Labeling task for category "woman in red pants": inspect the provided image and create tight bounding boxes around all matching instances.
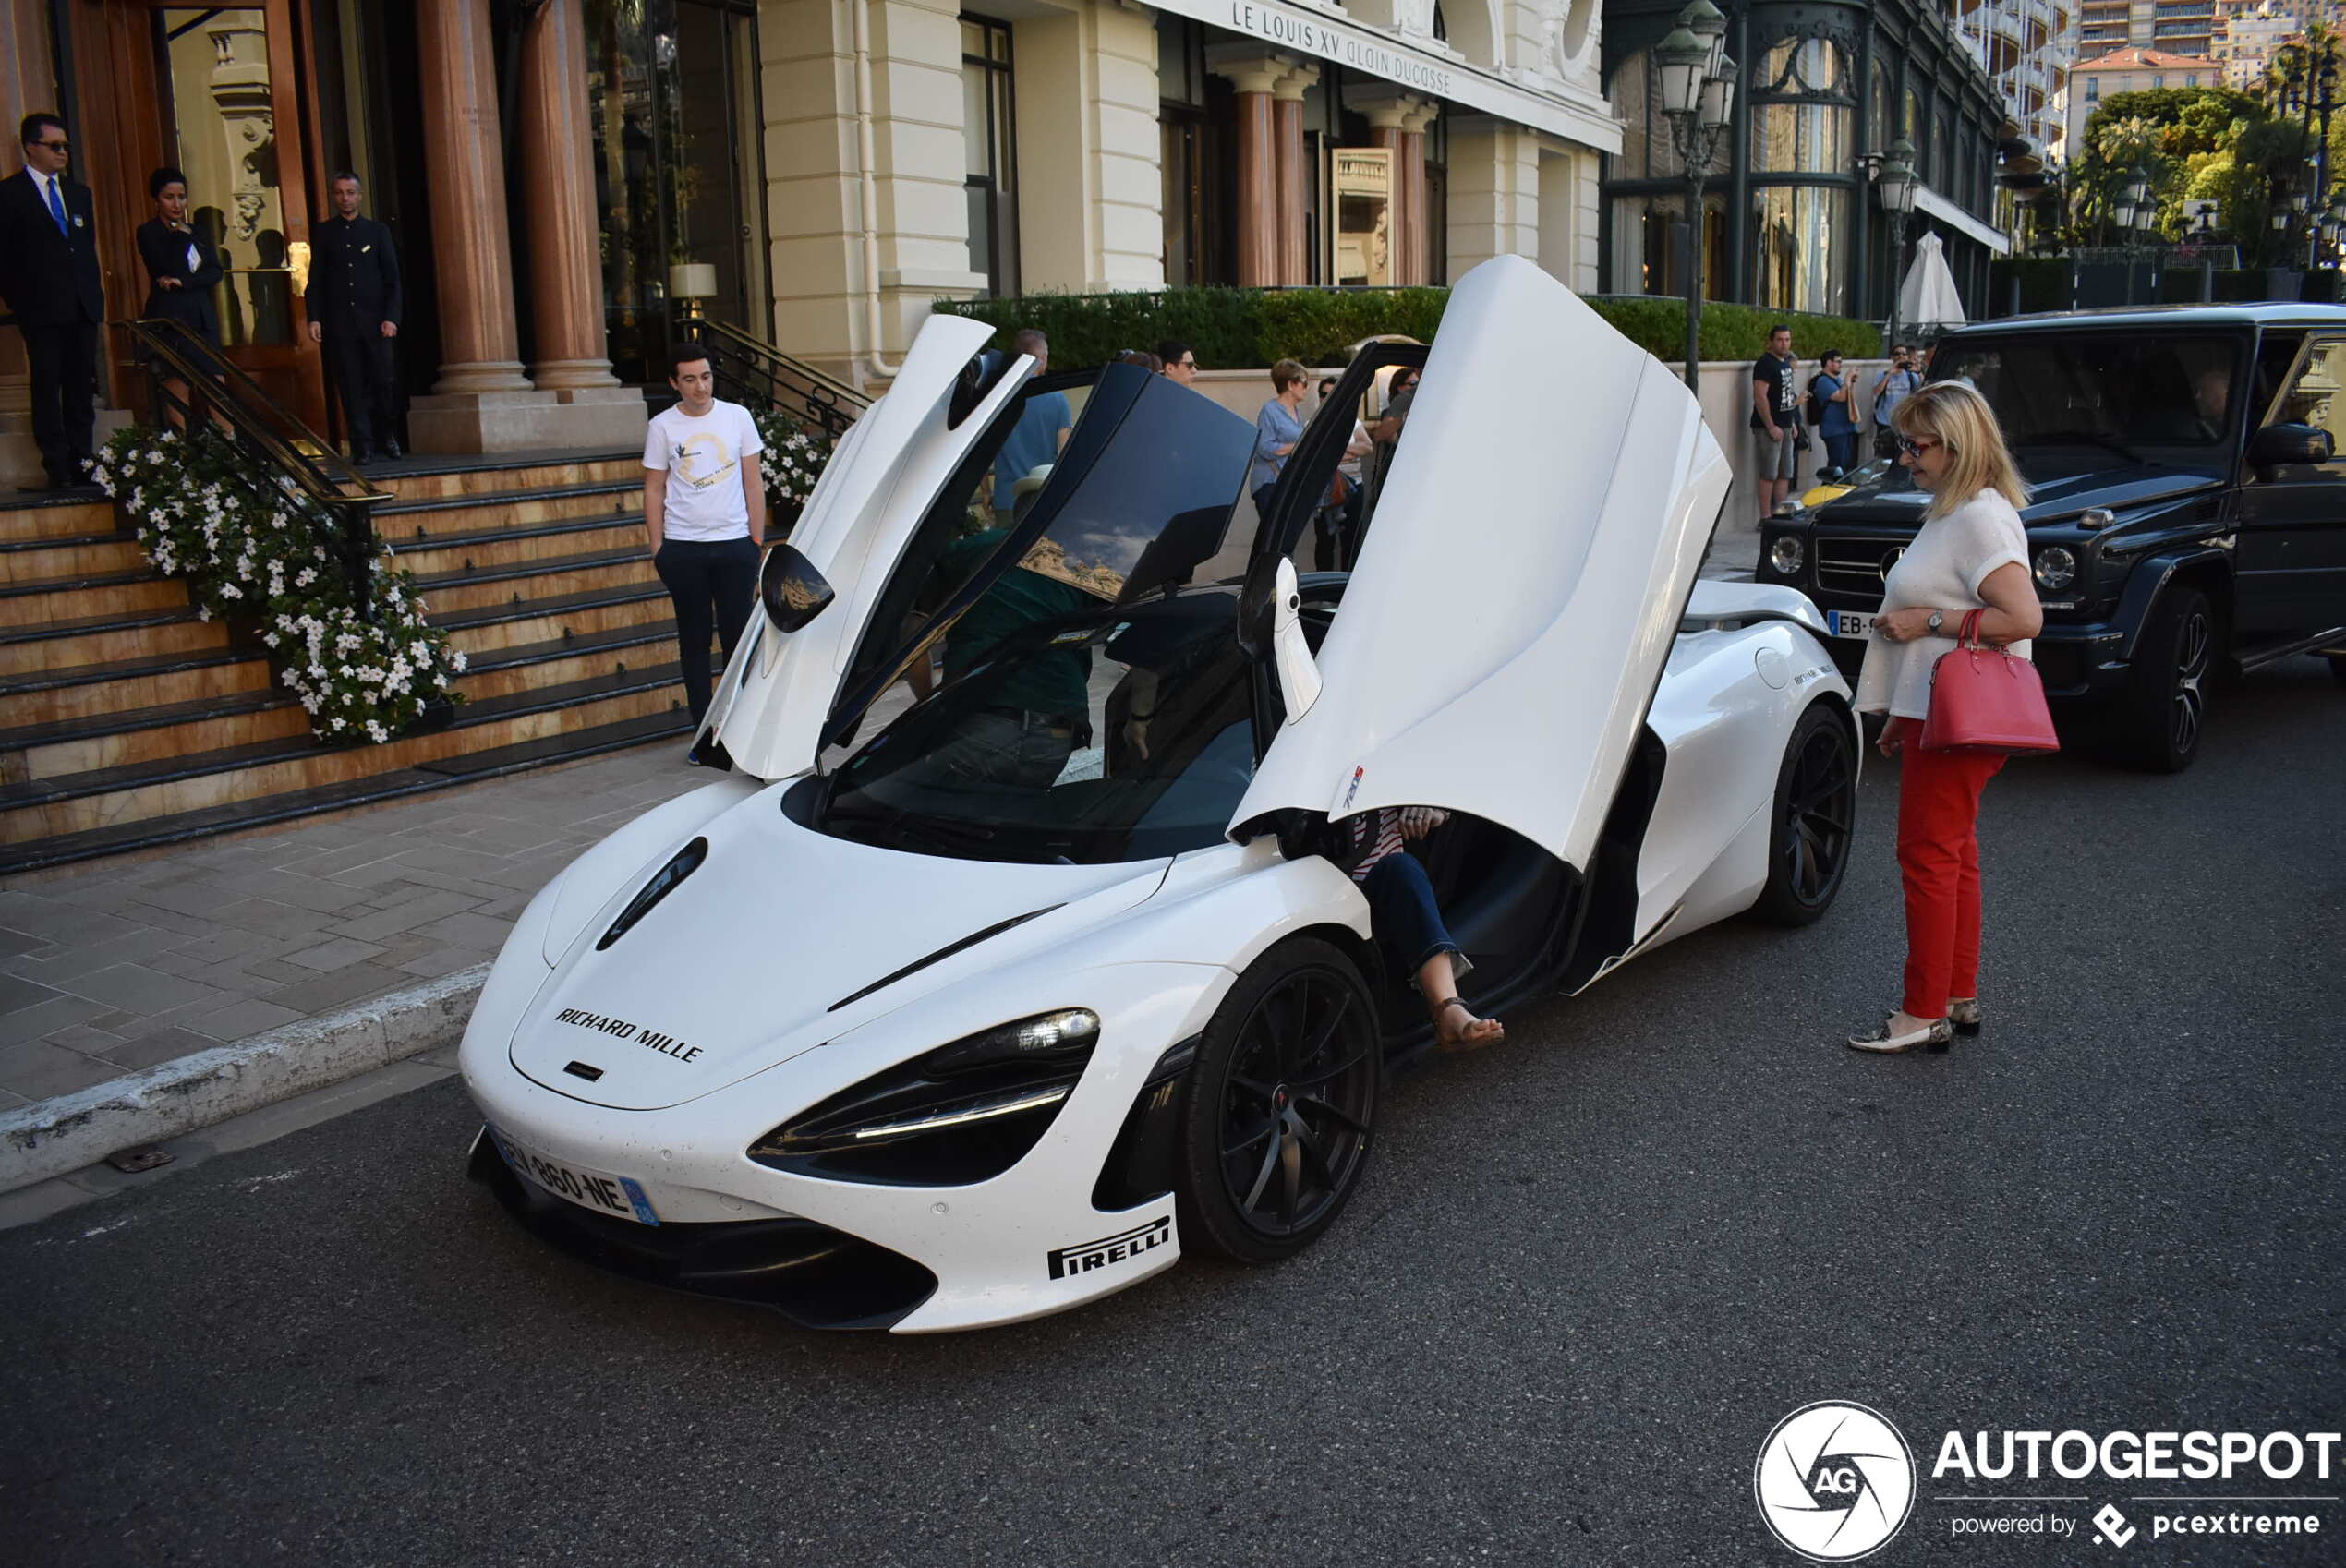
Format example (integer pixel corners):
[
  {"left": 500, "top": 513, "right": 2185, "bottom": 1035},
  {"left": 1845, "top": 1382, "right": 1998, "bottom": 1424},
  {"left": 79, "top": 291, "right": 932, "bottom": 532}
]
[{"left": 1847, "top": 380, "right": 2043, "bottom": 1053}]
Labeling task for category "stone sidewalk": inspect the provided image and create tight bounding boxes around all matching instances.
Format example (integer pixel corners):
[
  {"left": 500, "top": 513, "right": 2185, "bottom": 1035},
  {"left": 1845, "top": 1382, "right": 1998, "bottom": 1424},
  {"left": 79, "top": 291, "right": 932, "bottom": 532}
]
[{"left": 0, "top": 745, "right": 712, "bottom": 1110}]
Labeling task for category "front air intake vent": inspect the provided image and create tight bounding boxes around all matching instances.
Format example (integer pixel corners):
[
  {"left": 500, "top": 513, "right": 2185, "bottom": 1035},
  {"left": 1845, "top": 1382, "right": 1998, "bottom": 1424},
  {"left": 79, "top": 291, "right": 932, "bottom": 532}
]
[{"left": 596, "top": 838, "right": 708, "bottom": 951}]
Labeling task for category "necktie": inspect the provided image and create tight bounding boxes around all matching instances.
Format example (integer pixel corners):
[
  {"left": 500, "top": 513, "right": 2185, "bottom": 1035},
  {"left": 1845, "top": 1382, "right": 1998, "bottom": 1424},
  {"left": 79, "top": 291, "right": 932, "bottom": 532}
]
[{"left": 42, "top": 175, "right": 67, "bottom": 236}]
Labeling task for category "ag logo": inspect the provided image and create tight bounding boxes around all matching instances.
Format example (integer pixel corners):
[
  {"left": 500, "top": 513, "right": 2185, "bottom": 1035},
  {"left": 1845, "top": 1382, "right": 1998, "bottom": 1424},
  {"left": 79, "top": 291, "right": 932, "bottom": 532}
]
[{"left": 1754, "top": 1401, "right": 1916, "bottom": 1562}]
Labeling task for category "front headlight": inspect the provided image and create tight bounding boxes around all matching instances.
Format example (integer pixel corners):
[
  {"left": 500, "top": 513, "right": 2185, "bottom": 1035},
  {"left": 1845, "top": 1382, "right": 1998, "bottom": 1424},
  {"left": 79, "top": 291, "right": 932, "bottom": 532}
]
[
  {"left": 2033, "top": 546, "right": 2077, "bottom": 592},
  {"left": 748, "top": 1009, "right": 1101, "bottom": 1185},
  {"left": 1769, "top": 534, "right": 1806, "bottom": 575}
]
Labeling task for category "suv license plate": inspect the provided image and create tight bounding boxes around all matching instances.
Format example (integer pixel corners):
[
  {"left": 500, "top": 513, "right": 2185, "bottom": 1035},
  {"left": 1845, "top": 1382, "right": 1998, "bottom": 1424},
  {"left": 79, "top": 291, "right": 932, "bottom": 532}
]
[
  {"left": 490, "top": 1128, "right": 659, "bottom": 1224},
  {"left": 1827, "top": 609, "right": 1878, "bottom": 641}
]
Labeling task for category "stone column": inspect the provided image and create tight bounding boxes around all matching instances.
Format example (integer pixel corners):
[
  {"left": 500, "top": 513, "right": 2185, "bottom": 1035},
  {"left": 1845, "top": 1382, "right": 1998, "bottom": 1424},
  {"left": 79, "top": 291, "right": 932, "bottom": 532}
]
[
  {"left": 1210, "top": 52, "right": 1288, "bottom": 287},
  {"left": 1273, "top": 65, "right": 1320, "bottom": 285},
  {"left": 519, "top": 0, "right": 617, "bottom": 390},
  {"left": 509, "top": 0, "right": 642, "bottom": 447},
  {"left": 1365, "top": 101, "right": 1410, "bottom": 286},
  {"left": 408, "top": 0, "right": 547, "bottom": 452},
  {"left": 1396, "top": 102, "right": 1435, "bottom": 286}
]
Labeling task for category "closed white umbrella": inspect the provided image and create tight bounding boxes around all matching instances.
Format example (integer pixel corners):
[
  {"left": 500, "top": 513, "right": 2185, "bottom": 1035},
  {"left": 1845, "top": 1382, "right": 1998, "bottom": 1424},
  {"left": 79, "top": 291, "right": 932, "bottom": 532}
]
[{"left": 1899, "top": 230, "right": 1966, "bottom": 332}]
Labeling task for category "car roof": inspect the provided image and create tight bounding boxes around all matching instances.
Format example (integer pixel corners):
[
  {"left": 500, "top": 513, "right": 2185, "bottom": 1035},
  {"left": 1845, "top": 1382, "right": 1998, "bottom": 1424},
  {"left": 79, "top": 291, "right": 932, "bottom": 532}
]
[{"left": 1948, "top": 303, "right": 2346, "bottom": 334}]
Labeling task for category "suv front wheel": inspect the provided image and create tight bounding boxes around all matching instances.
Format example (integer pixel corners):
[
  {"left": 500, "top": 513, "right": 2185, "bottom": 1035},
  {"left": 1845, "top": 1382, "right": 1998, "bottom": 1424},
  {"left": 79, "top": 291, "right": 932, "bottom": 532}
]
[{"left": 2123, "top": 585, "right": 2213, "bottom": 773}]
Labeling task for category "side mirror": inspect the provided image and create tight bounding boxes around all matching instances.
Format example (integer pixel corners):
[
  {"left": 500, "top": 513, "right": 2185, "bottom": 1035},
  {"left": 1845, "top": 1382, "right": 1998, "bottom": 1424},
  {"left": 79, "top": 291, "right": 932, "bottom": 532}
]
[
  {"left": 1268, "top": 557, "right": 1323, "bottom": 723},
  {"left": 759, "top": 543, "right": 835, "bottom": 633},
  {"left": 2248, "top": 421, "right": 2334, "bottom": 470}
]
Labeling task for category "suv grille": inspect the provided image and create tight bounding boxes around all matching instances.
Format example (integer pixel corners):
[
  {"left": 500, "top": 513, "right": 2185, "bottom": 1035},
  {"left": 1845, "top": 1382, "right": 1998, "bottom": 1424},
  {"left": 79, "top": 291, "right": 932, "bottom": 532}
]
[{"left": 1816, "top": 537, "right": 1913, "bottom": 597}]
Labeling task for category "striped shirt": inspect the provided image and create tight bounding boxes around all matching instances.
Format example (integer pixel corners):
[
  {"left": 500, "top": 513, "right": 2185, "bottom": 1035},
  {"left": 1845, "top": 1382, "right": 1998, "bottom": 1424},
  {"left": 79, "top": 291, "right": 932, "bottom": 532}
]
[{"left": 1345, "top": 808, "right": 1408, "bottom": 884}]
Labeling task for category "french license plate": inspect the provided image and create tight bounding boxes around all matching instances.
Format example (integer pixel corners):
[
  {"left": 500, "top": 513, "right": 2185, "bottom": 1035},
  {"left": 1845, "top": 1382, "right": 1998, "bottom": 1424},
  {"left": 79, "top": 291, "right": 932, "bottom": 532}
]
[
  {"left": 490, "top": 1128, "right": 659, "bottom": 1225},
  {"left": 1827, "top": 609, "right": 1879, "bottom": 641}
]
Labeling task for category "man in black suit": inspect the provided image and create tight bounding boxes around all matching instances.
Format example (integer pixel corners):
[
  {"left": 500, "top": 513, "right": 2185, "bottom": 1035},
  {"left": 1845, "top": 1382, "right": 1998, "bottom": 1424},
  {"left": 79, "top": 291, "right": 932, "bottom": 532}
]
[
  {"left": 0, "top": 114, "right": 105, "bottom": 489},
  {"left": 303, "top": 171, "right": 403, "bottom": 463}
]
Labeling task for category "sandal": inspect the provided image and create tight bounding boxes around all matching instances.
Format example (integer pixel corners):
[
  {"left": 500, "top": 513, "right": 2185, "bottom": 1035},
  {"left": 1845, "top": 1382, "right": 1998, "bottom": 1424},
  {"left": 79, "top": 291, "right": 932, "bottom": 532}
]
[{"left": 1434, "top": 996, "right": 1505, "bottom": 1054}]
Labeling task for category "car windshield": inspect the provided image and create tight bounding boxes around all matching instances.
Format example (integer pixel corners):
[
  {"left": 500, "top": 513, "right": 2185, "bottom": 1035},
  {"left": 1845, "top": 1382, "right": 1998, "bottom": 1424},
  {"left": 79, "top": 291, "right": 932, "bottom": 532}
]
[
  {"left": 1930, "top": 332, "right": 2240, "bottom": 452},
  {"left": 819, "top": 587, "right": 1257, "bottom": 865}
]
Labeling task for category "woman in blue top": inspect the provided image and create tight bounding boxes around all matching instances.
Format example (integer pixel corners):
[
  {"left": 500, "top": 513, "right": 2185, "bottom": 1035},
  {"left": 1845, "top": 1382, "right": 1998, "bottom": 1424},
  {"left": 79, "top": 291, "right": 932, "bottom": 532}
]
[
  {"left": 1251, "top": 358, "right": 1311, "bottom": 516},
  {"left": 1812, "top": 350, "right": 1858, "bottom": 476}
]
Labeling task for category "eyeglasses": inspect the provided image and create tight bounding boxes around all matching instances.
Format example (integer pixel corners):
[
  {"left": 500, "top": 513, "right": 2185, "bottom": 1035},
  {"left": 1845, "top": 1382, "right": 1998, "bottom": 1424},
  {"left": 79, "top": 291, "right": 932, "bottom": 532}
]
[
  {"left": 1895, "top": 434, "right": 1943, "bottom": 458},
  {"left": 34, "top": 139, "right": 67, "bottom": 151}
]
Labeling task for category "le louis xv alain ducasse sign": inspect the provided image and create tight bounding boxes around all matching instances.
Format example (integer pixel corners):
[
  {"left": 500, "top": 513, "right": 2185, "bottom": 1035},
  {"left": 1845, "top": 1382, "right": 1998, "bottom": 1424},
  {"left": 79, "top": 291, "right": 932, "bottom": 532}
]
[
  {"left": 1146, "top": 0, "right": 1621, "bottom": 150},
  {"left": 1222, "top": 0, "right": 1457, "bottom": 97}
]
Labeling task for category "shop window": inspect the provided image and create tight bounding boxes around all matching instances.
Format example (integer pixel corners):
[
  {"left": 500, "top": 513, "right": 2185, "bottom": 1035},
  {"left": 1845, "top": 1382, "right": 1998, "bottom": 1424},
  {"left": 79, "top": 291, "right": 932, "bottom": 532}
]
[
  {"left": 1605, "top": 50, "right": 1685, "bottom": 181},
  {"left": 1607, "top": 197, "right": 1725, "bottom": 298},
  {"left": 962, "top": 15, "right": 1019, "bottom": 298},
  {"left": 1752, "top": 184, "right": 1850, "bottom": 315}
]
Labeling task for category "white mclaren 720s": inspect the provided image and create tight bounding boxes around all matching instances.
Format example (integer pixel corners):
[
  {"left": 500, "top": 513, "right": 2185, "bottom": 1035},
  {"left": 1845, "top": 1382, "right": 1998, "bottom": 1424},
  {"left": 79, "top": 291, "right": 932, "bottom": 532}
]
[{"left": 458, "top": 256, "right": 1861, "bottom": 1333}]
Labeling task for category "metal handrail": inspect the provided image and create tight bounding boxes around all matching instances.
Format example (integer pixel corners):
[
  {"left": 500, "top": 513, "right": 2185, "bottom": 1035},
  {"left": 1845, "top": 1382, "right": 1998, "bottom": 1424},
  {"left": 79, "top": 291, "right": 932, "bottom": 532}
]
[
  {"left": 671, "top": 309, "right": 870, "bottom": 444},
  {"left": 118, "top": 317, "right": 394, "bottom": 619}
]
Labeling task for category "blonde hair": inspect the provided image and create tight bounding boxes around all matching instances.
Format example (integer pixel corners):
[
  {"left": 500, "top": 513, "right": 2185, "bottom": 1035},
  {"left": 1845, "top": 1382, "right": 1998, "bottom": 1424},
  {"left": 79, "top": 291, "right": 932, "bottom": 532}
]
[
  {"left": 1270, "top": 358, "right": 1308, "bottom": 393},
  {"left": 1892, "top": 379, "right": 2029, "bottom": 519}
]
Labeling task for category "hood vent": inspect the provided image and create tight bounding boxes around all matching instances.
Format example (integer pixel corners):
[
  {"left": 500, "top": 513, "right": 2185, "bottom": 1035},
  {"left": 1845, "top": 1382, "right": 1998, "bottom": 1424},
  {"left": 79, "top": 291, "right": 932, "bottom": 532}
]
[
  {"left": 596, "top": 838, "right": 709, "bottom": 952},
  {"left": 827, "top": 904, "right": 1063, "bottom": 1013}
]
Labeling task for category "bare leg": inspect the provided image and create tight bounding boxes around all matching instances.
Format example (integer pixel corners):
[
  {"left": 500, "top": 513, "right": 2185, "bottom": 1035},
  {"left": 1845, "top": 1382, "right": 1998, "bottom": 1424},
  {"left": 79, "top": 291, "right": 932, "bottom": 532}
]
[{"left": 1421, "top": 952, "right": 1503, "bottom": 1052}]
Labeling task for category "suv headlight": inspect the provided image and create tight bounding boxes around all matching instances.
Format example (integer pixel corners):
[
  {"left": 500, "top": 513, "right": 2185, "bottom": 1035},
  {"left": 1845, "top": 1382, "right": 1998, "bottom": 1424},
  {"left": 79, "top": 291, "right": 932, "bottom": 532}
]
[
  {"left": 2033, "top": 546, "right": 2076, "bottom": 592},
  {"left": 1769, "top": 534, "right": 1805, "bottom": 575}
]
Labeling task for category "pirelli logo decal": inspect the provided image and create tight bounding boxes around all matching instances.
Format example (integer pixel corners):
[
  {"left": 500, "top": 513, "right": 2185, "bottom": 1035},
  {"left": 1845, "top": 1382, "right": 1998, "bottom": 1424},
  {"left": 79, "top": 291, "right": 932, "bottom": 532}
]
[{"left": 1046, "top": 1215, "right": 1171, "bottom": 1280}]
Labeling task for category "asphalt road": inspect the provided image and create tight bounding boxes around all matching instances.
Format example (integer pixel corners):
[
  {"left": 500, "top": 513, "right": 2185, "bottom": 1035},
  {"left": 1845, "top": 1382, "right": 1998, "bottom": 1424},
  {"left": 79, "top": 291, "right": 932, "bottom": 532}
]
[{"left": 6, "top": 660, "right": 2343, "bottom": 1568}]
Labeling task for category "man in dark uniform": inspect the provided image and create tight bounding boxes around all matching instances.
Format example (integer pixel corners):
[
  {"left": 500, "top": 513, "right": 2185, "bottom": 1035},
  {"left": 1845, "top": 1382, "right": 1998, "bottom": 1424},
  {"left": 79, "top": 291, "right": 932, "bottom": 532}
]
[
  {"left": 0, "top": 114, "right": 105, "bottom": 489},
  {"left": 303, "top": 171, "right": 403, "bottom": 463}
]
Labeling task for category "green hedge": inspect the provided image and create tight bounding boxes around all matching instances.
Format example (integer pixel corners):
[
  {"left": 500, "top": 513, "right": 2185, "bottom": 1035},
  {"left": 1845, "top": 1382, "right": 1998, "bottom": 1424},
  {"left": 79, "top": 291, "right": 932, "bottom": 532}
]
[
  {"left": 1991, "top": 257, "right": 2074, "bottom": 315},
  {"left": 933, "top": 286, "right": 1881, "bottom": 371}
]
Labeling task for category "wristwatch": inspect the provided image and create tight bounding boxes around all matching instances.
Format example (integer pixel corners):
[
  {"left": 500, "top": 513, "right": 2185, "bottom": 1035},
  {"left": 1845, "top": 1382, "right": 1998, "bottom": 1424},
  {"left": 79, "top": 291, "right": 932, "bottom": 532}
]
[{"left": 1926, "top": 609, "right": 1944, "bottom": 635}]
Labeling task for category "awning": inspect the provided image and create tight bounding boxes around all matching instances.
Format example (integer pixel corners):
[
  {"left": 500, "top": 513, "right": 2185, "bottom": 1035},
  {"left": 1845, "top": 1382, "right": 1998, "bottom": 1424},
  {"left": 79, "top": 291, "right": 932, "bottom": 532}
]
[
  {"left": 1912, "top": 184, "right": 2012, "bottom": 256},
  {"left": 1145, "top": 0, "right": 1622, "bottom": 152}
]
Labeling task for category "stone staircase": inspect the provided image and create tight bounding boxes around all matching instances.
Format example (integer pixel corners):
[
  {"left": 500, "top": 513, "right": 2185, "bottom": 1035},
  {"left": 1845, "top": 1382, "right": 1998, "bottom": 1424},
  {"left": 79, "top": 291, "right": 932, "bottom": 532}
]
[{"left": 0, "top": 449, "right": 706, "bottom": 875}]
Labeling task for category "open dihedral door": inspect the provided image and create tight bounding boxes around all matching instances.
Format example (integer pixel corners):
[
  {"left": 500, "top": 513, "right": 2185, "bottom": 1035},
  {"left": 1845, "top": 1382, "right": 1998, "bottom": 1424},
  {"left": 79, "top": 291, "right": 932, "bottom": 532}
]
[
  {"left": 690, "top": 315, "right": 1034, "bottom": 782},
  {"left": 1227, "top": 253, "right": 1732, "bottom": 875}
]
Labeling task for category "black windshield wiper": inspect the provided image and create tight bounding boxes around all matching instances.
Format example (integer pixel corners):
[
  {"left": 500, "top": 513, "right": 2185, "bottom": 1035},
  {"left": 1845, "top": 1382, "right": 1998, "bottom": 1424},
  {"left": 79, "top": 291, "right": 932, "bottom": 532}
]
[
  {"left": 2016, "top": 429, "right": 2149, "bottom": 465},
  {"left": 822, "top": 800, "right": 1000, "bottom": 854}
]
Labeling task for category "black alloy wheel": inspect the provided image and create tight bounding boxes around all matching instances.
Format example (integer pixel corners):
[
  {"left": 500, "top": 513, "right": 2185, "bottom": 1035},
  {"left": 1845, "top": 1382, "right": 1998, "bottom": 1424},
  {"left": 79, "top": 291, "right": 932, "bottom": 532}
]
[
  {"left": 1177, "top": 937, "right": 1379, "bottom": 1263},
  {"left": 1750, "top": 702, "right": 1857, "bottom": 926},
  {"left": 2125, "top": 586, "right": 2212, "bottom": 773}
]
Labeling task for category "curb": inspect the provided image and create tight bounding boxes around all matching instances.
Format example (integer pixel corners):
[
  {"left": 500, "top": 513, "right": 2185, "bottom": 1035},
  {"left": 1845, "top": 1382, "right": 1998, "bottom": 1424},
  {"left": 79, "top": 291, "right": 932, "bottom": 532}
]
[{"left": 0, "top": 964, "right": 490, "bottom": 1195}]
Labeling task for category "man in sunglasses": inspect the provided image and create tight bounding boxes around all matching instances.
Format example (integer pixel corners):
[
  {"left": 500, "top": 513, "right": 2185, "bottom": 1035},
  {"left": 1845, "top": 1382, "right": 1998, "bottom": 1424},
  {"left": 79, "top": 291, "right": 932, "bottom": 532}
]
[{"left": 0, "top": 114, "right": 105, "bottom": 490}]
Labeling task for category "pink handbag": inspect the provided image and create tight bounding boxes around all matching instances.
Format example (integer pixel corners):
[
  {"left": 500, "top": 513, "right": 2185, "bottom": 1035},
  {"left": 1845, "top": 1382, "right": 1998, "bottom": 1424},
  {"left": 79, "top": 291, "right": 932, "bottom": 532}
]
[{"left": 1919, "top": 609, "right": 2061, "bottom": 754}]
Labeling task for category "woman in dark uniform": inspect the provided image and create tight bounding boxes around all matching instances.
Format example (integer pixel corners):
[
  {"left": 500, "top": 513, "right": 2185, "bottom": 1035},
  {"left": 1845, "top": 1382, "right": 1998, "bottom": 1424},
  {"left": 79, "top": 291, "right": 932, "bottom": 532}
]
[{"left": 136, "top": 166, "right": 224, "bottom": 430}]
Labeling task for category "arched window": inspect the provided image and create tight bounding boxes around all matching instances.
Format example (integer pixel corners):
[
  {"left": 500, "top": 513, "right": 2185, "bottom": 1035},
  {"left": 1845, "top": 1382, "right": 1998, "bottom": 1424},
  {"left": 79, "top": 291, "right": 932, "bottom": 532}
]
[{"left": 1749, "top": 38, "right": 1851, "bottom": 174}]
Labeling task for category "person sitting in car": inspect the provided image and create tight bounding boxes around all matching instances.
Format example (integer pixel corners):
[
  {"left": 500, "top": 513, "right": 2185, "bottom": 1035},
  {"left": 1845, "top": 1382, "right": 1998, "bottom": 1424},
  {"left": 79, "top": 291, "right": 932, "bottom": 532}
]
[{"left": 1324, "top": 805, "right": 1503, "bottom": 1053}]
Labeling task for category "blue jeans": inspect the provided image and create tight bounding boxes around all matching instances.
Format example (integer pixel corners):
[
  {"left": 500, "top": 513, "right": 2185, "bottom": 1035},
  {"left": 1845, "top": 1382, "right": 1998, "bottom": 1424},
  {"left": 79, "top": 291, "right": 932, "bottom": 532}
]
[
  {"left": 1361, "top": 853, "right": 1469, "bottom": 985},
  {"left": 1822, "top": 431, "right": 1857, "bottom": 473}
]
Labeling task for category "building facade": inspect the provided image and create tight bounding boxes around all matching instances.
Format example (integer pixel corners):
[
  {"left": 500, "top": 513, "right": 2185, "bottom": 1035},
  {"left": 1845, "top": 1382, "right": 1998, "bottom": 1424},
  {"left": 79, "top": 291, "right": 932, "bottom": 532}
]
[
  {"left": 766, "top": 0, "right": 1628, "bottom": 383},
  {"left": 2076, "top": 0, "right": 2224, "bottom": 55},
  {"left": 1600, "top": 0, "right": 2014, "bottom": 327},
  {"left": 2064, "top": 43, "right": 2221, "bottom": 155},
  {"left": 1955, "top": 0, "right": 2080, "bottom": 166},
  {"left": 2, "top": 0, "right": 1634, "bottom": 448}
]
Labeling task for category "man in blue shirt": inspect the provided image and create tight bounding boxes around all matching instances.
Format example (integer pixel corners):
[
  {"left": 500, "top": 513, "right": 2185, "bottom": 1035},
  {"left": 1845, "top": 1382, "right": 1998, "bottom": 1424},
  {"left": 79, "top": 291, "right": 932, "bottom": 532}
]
[{"left": 992, "top": 328, "right": 1071, "bottom": 523}]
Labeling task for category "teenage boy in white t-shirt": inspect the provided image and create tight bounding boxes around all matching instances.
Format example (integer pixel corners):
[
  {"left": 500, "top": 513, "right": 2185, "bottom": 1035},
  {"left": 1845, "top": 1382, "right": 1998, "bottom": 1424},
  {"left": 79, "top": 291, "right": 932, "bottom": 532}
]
[{"left": 644, "top": 345, "right": 765, "bottom": 724}]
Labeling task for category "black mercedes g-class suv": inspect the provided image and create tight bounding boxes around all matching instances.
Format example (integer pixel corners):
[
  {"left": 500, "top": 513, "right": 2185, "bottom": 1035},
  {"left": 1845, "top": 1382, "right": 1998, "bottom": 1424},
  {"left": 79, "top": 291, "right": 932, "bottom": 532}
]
[{"left": 1756, "top": 304, "right": 2346, "bottom": 771}]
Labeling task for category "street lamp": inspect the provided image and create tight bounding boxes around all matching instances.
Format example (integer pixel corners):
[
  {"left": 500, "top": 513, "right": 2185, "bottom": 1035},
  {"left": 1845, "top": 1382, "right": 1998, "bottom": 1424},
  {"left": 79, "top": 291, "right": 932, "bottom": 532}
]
[
  {"left": 1655, "top": 0, "right": 1736, "bottom": 394},
  {"left": 1862, "top": 138, "right": 1920, "bottom": 355}
]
